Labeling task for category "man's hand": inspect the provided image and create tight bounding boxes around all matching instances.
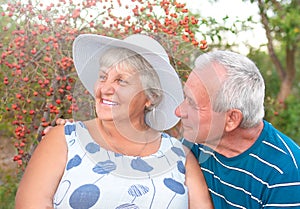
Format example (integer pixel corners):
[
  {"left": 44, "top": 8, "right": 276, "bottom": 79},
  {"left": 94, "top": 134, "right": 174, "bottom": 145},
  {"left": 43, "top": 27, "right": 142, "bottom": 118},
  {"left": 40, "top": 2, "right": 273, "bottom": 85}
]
[{"left": 43, "top": 118, "right": 72, "bottom": 135}]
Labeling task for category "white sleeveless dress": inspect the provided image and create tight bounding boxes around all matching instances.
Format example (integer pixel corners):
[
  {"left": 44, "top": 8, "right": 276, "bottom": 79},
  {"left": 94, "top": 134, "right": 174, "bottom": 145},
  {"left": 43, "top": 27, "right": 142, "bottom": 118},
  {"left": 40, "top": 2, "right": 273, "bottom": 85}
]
[{"left": 53, "top": 121, "right": 188, "bottom": 209}]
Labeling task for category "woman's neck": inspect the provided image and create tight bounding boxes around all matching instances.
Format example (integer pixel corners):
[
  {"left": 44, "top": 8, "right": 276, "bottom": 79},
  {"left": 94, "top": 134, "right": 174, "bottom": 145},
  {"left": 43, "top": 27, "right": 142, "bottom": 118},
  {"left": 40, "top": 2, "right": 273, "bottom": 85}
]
[{"left": 94, "top": 118, "right": 161, "bottom": 156}]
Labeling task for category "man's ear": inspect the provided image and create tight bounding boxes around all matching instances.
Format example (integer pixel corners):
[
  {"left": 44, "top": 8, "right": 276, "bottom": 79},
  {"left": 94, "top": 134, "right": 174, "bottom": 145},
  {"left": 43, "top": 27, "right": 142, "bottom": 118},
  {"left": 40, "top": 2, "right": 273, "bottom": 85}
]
[{"left": 224, "top": 109, "right": 243, "bottom": 132}]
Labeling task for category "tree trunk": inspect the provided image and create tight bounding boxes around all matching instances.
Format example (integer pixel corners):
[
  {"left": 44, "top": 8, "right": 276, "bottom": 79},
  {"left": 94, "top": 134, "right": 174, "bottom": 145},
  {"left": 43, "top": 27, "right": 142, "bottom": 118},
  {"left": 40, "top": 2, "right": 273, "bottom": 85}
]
[
  {"left": 257, "top": 0, "right": 297, "bottom": 103},
  {"left": 277, "top": 45, "right": 296, "bottom": 102},
  {"left": 277, "top": 77, "right": 293, "bottom": 102}
]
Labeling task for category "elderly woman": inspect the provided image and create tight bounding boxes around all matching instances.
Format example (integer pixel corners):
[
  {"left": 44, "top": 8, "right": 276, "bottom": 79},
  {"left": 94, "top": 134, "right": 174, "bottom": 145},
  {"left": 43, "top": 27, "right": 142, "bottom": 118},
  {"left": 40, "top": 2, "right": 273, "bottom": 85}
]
[{"left": 15, "top": 34, "right": 213, "bottom": 209}]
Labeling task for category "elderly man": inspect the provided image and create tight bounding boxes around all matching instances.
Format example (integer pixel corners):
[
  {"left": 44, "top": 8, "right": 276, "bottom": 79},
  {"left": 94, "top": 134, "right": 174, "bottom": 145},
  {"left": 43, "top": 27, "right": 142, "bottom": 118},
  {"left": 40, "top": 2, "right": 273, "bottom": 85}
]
[{"left": 176, "top": 50, "right": 300, "bottom": 208}]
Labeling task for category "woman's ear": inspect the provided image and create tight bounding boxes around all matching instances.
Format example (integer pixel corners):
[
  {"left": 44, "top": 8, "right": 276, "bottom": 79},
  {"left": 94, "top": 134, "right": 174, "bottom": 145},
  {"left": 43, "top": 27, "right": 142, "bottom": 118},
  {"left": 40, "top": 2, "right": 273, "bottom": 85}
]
[
  {"left": 224, "top": 109, "right": 243, "bottom": 132},
  {"left": 145, "top": 100, "right": 152, "bottom": 109},
  {"left": 145, "top": 91, "right": 160, "bottom": 110}
]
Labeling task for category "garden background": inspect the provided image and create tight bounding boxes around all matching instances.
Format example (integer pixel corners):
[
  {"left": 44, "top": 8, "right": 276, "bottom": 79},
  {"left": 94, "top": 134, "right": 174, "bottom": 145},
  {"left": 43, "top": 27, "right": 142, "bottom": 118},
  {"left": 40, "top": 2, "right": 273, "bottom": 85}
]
[{"left": 0, "top": 0, "right": 299, "bottom": 208}]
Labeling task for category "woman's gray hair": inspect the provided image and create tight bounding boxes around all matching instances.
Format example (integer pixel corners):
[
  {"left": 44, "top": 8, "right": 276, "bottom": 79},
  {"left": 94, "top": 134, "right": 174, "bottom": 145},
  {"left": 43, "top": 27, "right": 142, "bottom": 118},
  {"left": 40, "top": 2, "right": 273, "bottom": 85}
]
[
  {"left": 195, "top": 50, "right": 265, "bottom": 128},
  {"left": 98, "top": 47, "right": 162, "bottom": 111}
]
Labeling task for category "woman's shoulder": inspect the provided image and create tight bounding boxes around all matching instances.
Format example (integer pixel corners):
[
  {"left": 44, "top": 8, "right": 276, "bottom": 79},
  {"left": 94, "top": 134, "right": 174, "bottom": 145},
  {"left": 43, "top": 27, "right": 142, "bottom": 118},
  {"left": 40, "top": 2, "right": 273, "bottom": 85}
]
[{"left": 161, "top": 132, "right": 183, "bottom": 147}]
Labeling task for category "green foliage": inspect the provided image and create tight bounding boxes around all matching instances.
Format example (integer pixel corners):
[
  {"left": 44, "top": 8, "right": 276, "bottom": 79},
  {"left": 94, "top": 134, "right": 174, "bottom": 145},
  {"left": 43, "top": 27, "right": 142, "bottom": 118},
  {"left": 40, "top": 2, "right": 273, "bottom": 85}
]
[
  {"left": 0, "top": 117, "right": 14, "bottom": 137},
  {"left": 248, "top": 48, "right": 300, "bottom": 145},
  {"left": 266, "top": 0, "right": 300, "bottom": 47},
  {"left": 265, "top": 95, "right": 300, "bottom": 145},
  {"left": 0, "top": 174, "right": 18, "bottom": 209}
]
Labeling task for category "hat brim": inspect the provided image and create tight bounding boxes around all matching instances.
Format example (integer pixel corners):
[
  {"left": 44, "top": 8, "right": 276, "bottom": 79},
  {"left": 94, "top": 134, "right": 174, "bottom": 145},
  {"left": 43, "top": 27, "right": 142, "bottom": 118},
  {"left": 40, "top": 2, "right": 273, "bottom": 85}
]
[{"left": 73, "top": 34, "right": 184, "bottom": 131}]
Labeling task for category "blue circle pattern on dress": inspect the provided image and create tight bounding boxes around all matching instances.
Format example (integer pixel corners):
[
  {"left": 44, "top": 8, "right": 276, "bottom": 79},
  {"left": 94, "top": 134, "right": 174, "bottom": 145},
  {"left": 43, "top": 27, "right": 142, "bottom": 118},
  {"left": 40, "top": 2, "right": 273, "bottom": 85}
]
[
  {"left": 115, "top": 203, "right": 139, "bottom": 209},
  {"left": 171, "top": 146, "right": 185, "bottom": 157},
  {"left": 128, "top": 184, "right": 150, "bottom": 197},
  {"left": 66, "top": 155, "right": 82, "bottom": 170},
  {"left": 177, "top": 160, "right": 186, "bottom": 174},
  {"left": 92, "top": 160, "right": 117, "bottom": 174},
  {"left": 65, "top": 124, "right": 76, "bottom": 135},
  {"left": 163, "top": 178, "right": 185, "bottom": 195},
  {"left": 54, "top": 122, "right": 188, "bottom": 208},
  {"left": 85, "top": 142, "right": 100, "bottom": 153},
  {"left": 69, "top": 184, "right": 100, "bottom": 209},
  {"left": 130, "top": 157, "right": 154, "bottom": 172}
]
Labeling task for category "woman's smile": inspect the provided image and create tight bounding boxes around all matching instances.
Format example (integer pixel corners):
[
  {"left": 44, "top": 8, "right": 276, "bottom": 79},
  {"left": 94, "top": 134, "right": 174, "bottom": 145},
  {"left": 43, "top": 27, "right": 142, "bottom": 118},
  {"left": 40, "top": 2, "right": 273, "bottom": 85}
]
[{"left": 101, "top": 98, "right": 119, "bottom": 106}]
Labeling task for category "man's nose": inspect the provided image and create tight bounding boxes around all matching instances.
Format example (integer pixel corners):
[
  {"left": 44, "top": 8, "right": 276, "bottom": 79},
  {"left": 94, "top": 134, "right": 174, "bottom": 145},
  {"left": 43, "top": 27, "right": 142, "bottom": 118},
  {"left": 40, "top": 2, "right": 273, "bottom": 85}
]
[{"left": 175, "top": 103, "right": 187, "bottom": 118}]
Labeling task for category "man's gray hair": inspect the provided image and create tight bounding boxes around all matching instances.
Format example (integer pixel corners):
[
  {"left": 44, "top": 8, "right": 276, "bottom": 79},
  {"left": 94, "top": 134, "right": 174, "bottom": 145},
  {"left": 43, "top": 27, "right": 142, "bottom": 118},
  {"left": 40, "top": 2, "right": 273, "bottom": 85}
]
[{"left": 195, "top": 50, "right": 265, "bottom": 128}]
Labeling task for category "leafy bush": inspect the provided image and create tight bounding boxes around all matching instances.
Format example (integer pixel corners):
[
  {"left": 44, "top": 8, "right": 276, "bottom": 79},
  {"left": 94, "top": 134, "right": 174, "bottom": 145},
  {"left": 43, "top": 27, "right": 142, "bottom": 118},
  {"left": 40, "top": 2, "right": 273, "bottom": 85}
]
[
  {"left": 0, "top": 0, "right": 207, "bottom": 171},
  {"left": 265, "top": 95, "right": 300, "bottom": 145},
  {"left": 0, "top": 174, "right": 18, "bottom": 209},
  {"left": 249, "top": 48, "right": 300, "bottom": 145}
]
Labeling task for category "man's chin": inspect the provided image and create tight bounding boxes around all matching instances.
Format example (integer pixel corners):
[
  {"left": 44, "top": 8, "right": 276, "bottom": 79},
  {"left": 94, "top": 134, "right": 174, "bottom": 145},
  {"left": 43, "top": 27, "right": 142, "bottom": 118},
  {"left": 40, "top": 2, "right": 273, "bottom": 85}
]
[{"left": 182, "top": 134, "right": 198, "bottom": 144}]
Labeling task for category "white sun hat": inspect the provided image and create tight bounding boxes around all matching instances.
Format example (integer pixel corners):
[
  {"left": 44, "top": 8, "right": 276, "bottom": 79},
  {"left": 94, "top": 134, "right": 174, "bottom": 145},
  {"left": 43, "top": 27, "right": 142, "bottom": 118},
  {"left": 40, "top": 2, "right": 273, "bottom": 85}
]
[{"left": 72, "top": 34, "right": 184, "bottom": 131}]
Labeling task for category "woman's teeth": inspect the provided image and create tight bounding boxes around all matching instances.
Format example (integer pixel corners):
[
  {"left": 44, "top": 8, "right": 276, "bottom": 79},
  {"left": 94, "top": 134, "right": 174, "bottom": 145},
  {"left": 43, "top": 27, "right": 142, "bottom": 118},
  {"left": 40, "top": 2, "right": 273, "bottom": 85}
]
[{"left": 102, "top": 99, "right": 118, "bottom": 106}]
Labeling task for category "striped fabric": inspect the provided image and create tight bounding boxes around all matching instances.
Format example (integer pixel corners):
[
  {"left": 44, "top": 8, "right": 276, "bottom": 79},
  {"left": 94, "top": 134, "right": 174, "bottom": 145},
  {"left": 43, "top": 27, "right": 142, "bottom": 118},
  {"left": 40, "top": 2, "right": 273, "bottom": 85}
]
[{"left": 184, "top": 120, "right": 300, "bottom": 209}]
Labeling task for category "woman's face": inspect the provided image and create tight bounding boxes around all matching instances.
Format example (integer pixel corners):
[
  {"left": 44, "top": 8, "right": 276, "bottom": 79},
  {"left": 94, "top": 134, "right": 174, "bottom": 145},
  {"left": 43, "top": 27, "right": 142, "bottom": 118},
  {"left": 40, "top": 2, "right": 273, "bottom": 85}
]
[{"left": 94, "top": 66, "right": 150, "bottom": 127}]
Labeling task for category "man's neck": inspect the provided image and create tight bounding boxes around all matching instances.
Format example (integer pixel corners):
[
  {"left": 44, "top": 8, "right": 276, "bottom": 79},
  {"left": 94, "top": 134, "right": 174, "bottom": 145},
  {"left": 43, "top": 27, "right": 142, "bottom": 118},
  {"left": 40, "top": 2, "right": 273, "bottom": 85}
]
[{"left": 209, "top": 121, "right": 264, "bottom": 158}]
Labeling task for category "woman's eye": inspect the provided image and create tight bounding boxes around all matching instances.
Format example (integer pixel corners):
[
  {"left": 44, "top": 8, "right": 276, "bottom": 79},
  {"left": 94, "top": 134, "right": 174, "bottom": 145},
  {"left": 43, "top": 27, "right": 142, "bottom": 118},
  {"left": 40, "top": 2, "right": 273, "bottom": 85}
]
[{"left": 117, "top": 79, "right": 128, "bottom": 85}]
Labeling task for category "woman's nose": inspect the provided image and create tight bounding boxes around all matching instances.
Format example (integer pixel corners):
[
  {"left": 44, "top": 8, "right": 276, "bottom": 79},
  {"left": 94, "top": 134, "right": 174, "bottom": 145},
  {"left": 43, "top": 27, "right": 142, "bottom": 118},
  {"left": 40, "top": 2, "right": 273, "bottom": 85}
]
[{"left": 95, "top": 80, "right": 115, "bottom": 96}]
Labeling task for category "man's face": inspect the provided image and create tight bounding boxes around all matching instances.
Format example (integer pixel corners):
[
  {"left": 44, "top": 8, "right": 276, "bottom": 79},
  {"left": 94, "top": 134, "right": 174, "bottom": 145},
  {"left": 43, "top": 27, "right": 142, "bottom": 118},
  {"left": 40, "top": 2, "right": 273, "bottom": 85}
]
[{"left": 175, "top": 68, "right": 226, "bottom": 146}]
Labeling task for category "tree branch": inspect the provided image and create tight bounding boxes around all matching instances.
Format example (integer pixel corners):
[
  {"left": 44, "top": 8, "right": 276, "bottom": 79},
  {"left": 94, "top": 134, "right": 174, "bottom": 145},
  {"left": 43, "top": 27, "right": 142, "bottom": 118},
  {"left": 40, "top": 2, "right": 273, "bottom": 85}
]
[{"left": 257, "top": 0, "right": 286, "bottom": 80}]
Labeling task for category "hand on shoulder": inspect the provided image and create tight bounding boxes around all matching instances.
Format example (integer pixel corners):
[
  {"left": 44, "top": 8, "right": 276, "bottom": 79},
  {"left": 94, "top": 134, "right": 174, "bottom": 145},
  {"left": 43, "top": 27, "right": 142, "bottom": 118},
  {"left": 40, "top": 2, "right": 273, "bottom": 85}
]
[{"left": 43, "top": 118, "right": 73, "bottom": 135}]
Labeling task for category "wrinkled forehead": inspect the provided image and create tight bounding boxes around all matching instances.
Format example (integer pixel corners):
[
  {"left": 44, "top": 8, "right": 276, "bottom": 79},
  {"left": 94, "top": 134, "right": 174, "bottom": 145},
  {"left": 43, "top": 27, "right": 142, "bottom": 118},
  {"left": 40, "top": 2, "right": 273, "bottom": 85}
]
[
  {"left": 194, "top": 62, "right": 225, "bottom": 86},
  {"left": 182, "top": 71, "right": 211, "bottom": 107},
  {"left": 185, "top": 64, "right": 224, "bottom": 98},
  {"left": 183, "top": 71, "right": 202, "bottom": 95}
]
